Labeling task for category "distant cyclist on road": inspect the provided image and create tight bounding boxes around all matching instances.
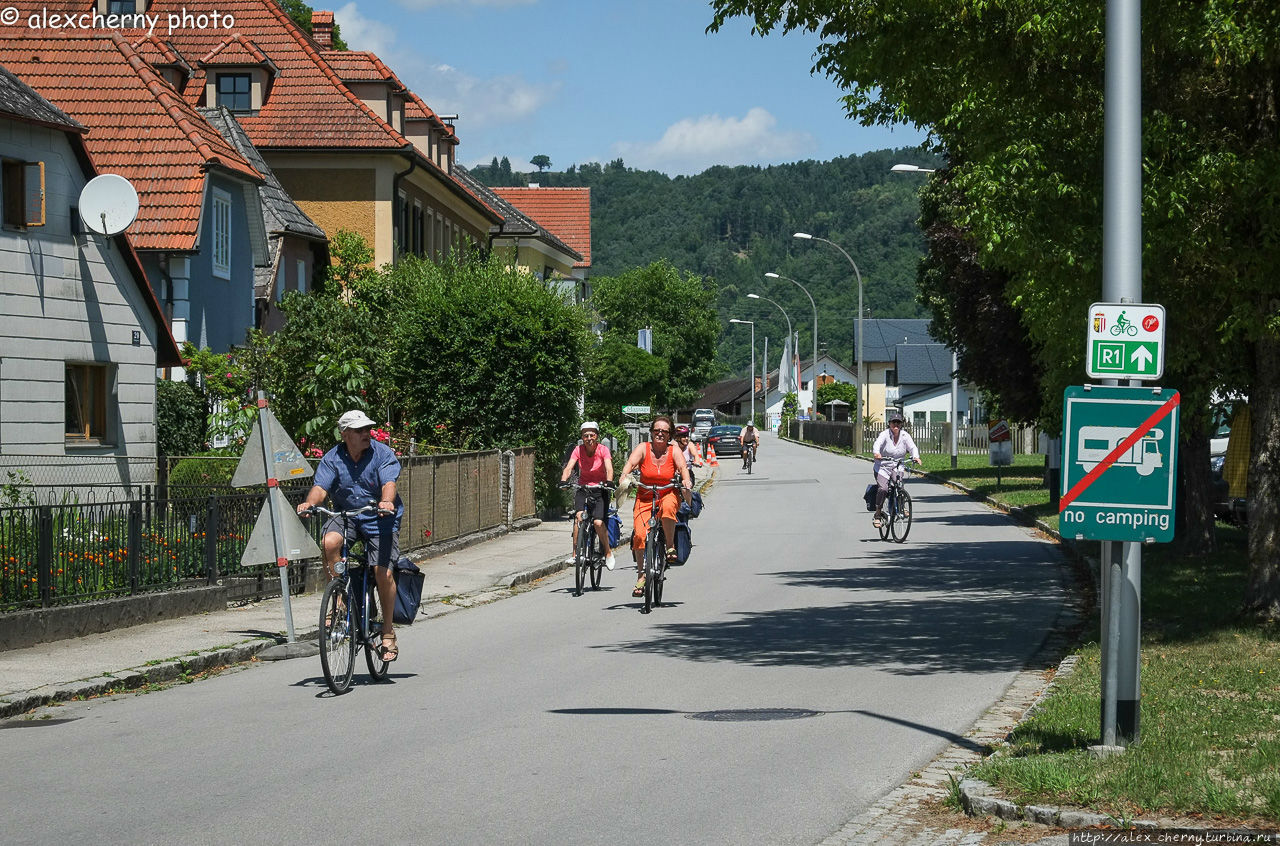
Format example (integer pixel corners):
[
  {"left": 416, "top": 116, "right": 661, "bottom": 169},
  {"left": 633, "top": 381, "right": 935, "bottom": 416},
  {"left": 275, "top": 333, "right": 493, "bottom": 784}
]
[
  {"left": 871, "top": 412, "right": 920, "bottom": 529},
  {"left": 297, "top": 409, "right": 404, "bottom": 662},
  {"left": 739, "top": 421, "right": 760, "bottom": 465},
  {"left": 560, "top": 421, "right": 616, "bottom": 571}
]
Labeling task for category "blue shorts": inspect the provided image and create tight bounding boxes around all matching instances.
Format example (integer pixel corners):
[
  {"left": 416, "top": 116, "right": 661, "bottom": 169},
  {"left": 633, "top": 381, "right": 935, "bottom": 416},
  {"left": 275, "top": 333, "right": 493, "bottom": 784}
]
[{"left": 322, "top": 514, "right": 400, "bottom": 569}]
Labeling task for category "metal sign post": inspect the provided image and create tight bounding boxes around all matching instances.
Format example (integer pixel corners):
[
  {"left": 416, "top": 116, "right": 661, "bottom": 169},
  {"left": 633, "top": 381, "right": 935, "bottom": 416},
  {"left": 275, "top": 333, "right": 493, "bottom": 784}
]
[{"left": 233, "top": 393, "right": 318, "bottom": 645}]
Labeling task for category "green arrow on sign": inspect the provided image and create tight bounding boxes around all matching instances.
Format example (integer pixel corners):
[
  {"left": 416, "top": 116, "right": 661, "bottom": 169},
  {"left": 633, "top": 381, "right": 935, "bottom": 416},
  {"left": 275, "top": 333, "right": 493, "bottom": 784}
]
[{"left": 1091, "top": 341, "right": 1158, "bottom": 375}]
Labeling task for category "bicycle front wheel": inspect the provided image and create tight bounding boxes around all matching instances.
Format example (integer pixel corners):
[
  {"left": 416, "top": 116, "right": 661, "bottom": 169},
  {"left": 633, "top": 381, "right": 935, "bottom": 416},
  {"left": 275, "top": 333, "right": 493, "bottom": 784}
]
[
  {"left": 892, "top": 489, "right": 913, "bottom": 543},
  {"left": 877, "top": 494, "right": 892, "bottom": 541},
  {"left": 653, "top": 543, "right": 666, "bottom": 606},
  {"left": 364, "top": 584, "right": 391, "bottom": 681},
  {"left": 319, "top": 578, "right": 355, "bottom": 695},
  {"left": 574, "top": 524, "right": 589, "bottom": 597}
]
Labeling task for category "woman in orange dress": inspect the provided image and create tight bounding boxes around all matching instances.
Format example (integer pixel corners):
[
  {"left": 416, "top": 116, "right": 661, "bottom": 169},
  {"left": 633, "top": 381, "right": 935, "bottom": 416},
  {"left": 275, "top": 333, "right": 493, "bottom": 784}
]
[{"left": 618, "top": 415, "right": 693, "bottom": 596}]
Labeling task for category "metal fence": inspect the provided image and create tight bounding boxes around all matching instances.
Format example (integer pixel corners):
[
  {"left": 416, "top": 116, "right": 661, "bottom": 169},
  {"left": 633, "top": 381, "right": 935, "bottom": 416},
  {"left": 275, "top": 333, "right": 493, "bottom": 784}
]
[
  {"left": 788, "top": 420, "right": 1041, "bottom": 454},
  {"left": 1, "top": 448, "right": 537, "bottom": 613}
]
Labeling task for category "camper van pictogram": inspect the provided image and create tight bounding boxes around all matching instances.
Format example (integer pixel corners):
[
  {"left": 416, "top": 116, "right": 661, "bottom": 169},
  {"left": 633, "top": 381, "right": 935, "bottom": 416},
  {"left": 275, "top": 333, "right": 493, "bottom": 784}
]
[{"left": 1076, "top": 426, "right": 1165, "bottom": 477}]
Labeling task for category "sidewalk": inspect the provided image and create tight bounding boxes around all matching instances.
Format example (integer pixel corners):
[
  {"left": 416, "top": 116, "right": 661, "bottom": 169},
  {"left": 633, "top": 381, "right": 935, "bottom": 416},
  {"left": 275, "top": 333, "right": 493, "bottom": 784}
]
[{"left": 0, "top": 509, "right": 614, "bottom": 719}]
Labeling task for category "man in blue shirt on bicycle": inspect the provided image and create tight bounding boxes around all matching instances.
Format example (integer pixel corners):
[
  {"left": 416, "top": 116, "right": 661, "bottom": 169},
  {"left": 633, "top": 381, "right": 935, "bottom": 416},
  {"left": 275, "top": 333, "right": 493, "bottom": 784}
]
[{"left": 297, "top": 409, "right": 404, "bottom": 661}]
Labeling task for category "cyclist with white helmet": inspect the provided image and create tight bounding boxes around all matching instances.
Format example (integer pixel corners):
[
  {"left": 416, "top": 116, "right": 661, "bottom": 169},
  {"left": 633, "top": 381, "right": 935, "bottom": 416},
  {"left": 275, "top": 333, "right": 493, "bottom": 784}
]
[
  {"left": 560, "top": 421, "right": 616, "bottom": 570},
  {"left": 871, "top": 412, "right": 920, "bottom": 528}
]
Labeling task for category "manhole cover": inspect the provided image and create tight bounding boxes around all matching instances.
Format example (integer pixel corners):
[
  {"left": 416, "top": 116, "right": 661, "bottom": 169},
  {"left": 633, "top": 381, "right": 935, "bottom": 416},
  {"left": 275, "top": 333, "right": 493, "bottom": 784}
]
[{"left": 686, "top": 708, "right": 823, "bottom": 722}]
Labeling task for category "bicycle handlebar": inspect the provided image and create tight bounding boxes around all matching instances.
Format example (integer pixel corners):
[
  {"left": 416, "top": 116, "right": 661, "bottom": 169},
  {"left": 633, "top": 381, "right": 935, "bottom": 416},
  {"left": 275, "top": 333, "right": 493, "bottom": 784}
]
[
  {"left": 557, "top": 481, "right": 617, "bottom": 491},
  {"left": 300, "top": 503, "right": 386, "bottom": 518}
]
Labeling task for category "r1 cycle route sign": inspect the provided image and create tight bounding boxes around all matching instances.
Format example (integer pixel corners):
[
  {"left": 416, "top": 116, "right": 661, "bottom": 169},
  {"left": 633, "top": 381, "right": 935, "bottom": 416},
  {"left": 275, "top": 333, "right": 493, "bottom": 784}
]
[
  {"left": 1060, "top": 385, "right": 1180, "bottom": 543},
  {"left": 1086, "top": 302, "right": 1165, "bottom": 380}
]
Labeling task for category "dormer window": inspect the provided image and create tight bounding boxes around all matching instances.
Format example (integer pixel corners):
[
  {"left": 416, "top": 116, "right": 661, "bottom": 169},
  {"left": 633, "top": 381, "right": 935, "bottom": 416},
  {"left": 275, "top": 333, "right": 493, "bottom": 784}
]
[
  {"left": 99, "top": 0, "right": 147, "bottom": 13},
  {"left": 216, "top": 73, "right": 251, "bottom": 111}
]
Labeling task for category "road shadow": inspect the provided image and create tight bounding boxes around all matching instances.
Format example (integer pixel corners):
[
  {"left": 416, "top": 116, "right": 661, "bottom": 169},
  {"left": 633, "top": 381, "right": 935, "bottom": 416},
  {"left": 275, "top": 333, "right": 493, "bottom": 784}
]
[{"left": 602, "top": 541, "right": 1064, "bottom": 675}]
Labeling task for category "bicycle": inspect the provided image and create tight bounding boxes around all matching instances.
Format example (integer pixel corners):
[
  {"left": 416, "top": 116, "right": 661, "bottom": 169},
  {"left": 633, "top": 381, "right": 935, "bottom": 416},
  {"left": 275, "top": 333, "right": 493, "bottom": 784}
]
[
  {"left": 1110, "top": 315, "right": 1137, "bottom": 336},
  {"left": 632, "top": 477, "right": 679, "bottom": 614},
  {"left": 741, "top": 440, "right": 756, "bottom": 473},
  {"left": 559, "top": 480, "right": 615, "bottom": 597},
  {"left": 875, "top": 458, "right": 914, "bottom": 543},
  {"left": 302, "top": 503, "right": 394, "bottom": 694}
]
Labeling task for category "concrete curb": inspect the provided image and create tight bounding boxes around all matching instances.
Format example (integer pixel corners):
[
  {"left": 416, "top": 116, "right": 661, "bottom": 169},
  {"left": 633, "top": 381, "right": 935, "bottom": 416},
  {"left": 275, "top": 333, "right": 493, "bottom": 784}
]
[{"left": 0, "top": 639, "right": 277, "bottom": 720}]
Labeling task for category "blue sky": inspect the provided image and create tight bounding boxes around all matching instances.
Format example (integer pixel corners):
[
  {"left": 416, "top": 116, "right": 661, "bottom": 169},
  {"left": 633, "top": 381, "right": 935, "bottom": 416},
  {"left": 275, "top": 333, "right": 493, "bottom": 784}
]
[{"left": 330, "top": 0, "right": 928, "bottom": 176}]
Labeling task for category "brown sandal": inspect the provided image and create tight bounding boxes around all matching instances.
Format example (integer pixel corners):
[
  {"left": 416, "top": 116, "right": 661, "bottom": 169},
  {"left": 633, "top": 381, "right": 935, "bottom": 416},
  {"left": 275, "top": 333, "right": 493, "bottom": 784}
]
[{"left": 379, "top": 632, "right": 398, "bottom": 662}]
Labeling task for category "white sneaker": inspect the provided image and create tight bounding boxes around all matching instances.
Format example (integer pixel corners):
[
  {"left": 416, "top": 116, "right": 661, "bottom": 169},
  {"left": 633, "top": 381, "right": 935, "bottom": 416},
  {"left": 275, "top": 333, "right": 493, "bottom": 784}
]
[
  {"left": 565, "top": 554, "right": 575, "bottom": 565},
  {"left": 605, "top": 553, "right": 616, "bottom": 571}
]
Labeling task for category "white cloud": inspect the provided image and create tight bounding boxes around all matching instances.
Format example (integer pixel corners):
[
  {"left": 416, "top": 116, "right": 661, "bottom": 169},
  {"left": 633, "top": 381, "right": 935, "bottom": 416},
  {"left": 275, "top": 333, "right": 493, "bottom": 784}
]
[
  {"left": 611, "top": 107, "right": 815, "bottom": 176},
  {"left": 329, "top": 5, "right": 555, "bottom": 133},
  {"left": 396, "top": 61, "right": 557, "bottom": 129},
  {"left": 333, "top": 3, "right": 396, "bottom": 55}
]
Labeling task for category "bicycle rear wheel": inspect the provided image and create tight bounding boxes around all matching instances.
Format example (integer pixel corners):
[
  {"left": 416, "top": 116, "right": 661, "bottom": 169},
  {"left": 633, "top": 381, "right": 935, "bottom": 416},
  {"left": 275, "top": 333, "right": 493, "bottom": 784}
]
[
  {"left": 319, "top": 578, "right": 355, "bottom": 695},
  {"left": 588, "top": 531, "right": 604, "bottom": 590},
  {"left": 877, "top": 492, "right": 892, "bottom": 540},
  {"left": 364, "top": 579, "right": 391, "bottom": 681},
  {"left": 653, "top": 542, "right": 666, "bottom": 606},
  {"left": 642, "top": 533, "right": 660, "bottom": 613},
  {"left": 891, "top": 488, "right": 913, "bottom": 543}
]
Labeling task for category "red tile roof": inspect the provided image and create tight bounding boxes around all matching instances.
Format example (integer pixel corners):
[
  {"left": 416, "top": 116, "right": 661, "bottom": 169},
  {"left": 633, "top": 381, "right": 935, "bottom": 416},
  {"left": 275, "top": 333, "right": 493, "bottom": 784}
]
[
  {"left": 0, "top": 31, "right": 264, "bottom": 252},
  {"left": 148, "top": 0, "right": 410, "bottom": 150},
  {"left": 322, "top": 50, "right": 397, "bottom": 83},
  {"left": 198, "top": 35, "right": 276, "bottom": 70},
  {"left": 492, "top": 187, "right": 592, "bottom": 268},
  {"left": 4, "top": 0, "right": 492, "bottom": 219}
]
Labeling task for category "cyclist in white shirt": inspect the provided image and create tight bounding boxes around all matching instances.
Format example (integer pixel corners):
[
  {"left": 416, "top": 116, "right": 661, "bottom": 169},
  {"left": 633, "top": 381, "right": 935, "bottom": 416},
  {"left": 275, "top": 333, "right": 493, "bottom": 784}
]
[{"left": 871, "top": 413, "right": 921, "bottom": 528}]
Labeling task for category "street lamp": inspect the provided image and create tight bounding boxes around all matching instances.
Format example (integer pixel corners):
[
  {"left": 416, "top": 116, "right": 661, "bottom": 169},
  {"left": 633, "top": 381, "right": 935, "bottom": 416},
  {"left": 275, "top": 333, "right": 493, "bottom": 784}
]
[
  {"left": 729, "top": 319, "right": 755, "bottom": 423},
  {"left": 746, "top": 293, "right": 794, "bottom": 392},
  {"left": 890, "top": 164, "right": 958, "bottom": 468},
  {"left": 794, "top": 232, "right": 866, "bottom": 452},
  {"left": 765, "top": 272, "right": 818, "bottom": 418}
]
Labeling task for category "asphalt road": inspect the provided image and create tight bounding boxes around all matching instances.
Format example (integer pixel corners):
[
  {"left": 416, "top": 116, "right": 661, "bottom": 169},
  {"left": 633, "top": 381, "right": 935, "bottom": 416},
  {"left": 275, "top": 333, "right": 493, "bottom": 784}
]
[{"left": 0, "top": 436, "right": 1068, "bottom": 846}]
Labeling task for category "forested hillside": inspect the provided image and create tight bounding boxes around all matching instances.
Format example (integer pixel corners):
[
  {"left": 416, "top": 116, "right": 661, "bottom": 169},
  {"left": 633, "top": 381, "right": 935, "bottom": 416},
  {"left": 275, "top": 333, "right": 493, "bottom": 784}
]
[{"left": 471, "top": 149, "right": 940, "bottom": 379}]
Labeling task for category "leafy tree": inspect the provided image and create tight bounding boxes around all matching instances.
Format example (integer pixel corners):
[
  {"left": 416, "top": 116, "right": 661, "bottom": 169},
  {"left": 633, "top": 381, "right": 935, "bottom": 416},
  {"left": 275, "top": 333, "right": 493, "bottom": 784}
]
[
  {"left": 707, "top": 0, "right": 1280, "bottom": 614},
  {"left": 275, "top": 0, "right": 348, "bottom": 49},
  {"left": 584, "top": 335, "right": 668, "bottom": 424},
  {"left": 815, "top": 381, "right": 858, "bottom": 418},
  {"left": 588, "top": 261, "right": 721, "bottom": 412},
  {"left": 384, "top": 254, "right": 591, "bottom": 506},
  {"left": 156, "top": 379, "right": 207, "bottom": 456},
  {"left": 530, "top": 154, "right": 552, "bottom": 172}
]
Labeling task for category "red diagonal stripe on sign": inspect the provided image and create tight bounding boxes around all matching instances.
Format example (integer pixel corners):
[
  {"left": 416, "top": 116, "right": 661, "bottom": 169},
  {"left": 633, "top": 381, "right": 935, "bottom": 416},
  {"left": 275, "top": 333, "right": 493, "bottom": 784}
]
[{"left": 1060, "top": 391, "right": 1180, "bottom": 511}]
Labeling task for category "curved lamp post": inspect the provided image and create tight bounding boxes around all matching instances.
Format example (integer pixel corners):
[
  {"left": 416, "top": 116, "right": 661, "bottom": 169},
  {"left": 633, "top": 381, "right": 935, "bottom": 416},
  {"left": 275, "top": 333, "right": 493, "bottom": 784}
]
[
  {"left": 891, "top": 163, "right": 957, "bottom": 468},
  {"left": 794, "top": 232, "right": 866, "bottom": 452},
  {"left": 746, "top": 293, "right": 795, "bottom": 393},
  {"left": 729, "top": 319, "right": 755, "bottom": 423},
  {"left": 765, "top": 271, "right": 818, "bottom": 418}
]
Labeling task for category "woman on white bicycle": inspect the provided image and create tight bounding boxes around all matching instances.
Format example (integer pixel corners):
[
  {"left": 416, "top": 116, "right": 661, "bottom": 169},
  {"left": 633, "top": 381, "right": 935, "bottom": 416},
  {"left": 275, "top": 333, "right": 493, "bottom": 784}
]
[{"left": 871, "top": 412, "right": 920, "bottom": 528}]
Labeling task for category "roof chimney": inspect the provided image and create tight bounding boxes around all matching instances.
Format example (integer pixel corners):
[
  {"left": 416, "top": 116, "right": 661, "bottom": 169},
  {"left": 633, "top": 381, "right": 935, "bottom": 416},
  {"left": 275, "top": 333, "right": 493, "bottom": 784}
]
[{"left": 311, "top": 11, "right": 334, "bottom": 49}]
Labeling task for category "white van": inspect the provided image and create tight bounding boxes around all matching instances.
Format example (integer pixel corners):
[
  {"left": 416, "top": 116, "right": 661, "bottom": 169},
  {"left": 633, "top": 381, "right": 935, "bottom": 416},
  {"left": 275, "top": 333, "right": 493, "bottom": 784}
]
[{"left": 692, "top": 408, "right": 716, "bottom": 441}]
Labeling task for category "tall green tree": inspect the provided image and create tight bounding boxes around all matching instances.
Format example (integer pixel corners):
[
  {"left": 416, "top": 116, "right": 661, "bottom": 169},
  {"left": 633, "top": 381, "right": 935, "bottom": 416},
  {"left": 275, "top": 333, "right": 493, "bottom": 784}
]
[
  {"left": 530, "top": 154, "right": 552, "bottom": 172},
  {"left": 588, "top": 261, "right": 721, "bottom": 414},
  {"left": 707, "top": 0, "right": 1280, "bottom": 614},
  {"left": 384, "top": 254, "right": 591, "bottom": 505}
]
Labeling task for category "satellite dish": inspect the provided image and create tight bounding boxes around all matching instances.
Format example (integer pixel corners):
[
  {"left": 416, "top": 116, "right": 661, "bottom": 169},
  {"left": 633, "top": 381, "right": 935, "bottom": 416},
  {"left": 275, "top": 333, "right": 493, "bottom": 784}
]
[{"left": 78, "top": 174, "right": 139, "bottom": 236}]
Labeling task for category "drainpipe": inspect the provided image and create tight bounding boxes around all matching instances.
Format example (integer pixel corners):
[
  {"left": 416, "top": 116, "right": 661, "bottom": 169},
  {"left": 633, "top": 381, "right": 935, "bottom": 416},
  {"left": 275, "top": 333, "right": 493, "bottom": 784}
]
[{"left": 392, "top": 153, "right": 417, "bottom": 266}]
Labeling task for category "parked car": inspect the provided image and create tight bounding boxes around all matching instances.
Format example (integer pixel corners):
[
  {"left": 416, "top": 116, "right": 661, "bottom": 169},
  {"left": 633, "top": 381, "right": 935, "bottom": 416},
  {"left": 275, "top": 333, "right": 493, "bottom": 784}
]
[
  {"left": 706, "top": 424, "right": 743, "bottom": 457},
  {"left": 1210, "top": 453, "right": 1248, "bottom": 525}
]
